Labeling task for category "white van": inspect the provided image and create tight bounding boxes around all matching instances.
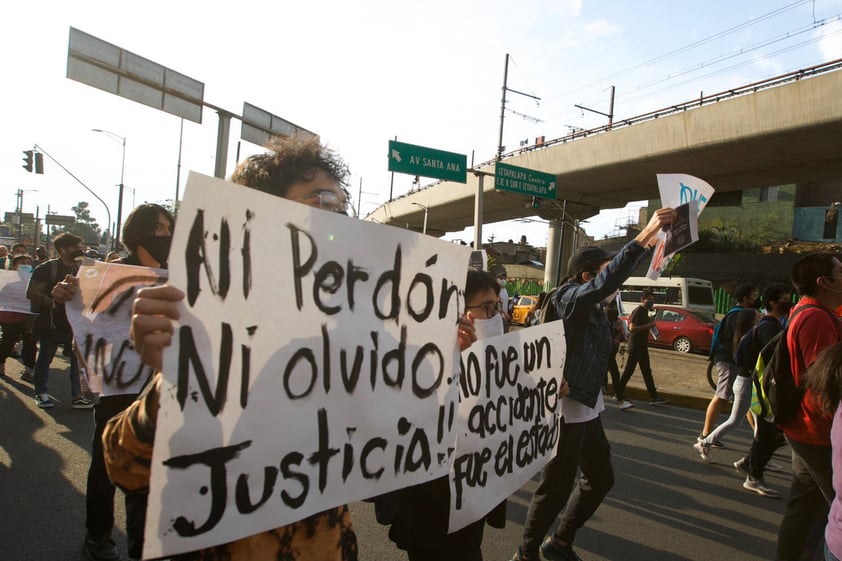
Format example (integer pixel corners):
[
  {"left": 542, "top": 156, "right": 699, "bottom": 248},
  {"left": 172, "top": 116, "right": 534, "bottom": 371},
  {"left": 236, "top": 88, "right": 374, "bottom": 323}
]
[{"left": 618, "top": 276, "right": 716, "bottom": 317}]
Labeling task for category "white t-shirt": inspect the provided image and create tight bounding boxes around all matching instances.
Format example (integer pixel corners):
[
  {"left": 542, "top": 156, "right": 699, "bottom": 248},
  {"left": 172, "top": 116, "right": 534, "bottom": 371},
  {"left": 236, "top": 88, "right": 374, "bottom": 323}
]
[
  {"left": 560, "top": 391, "right": 604, "bottom": 424},
  {"left": 499, "top": 287, "right": 509, "bottom": 315}
]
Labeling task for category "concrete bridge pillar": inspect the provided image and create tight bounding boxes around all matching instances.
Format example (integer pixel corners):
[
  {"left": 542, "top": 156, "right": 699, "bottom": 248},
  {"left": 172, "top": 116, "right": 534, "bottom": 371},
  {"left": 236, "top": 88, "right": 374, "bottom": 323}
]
[
  {"left": 544, "top": 218, "right": 576, "bottom": 289},
  {"left": 544, "top": 219, "right": 562, "bottom": 289}
]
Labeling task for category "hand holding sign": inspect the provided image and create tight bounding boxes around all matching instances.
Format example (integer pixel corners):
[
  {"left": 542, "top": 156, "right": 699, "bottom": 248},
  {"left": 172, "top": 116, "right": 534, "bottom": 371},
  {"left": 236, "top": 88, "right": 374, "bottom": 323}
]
[
  {"left": 130, "top": 284, "right": 184, "bottom": 371},
  {"left": 645, "top": 173, "right": 716, "bottom": 280}
]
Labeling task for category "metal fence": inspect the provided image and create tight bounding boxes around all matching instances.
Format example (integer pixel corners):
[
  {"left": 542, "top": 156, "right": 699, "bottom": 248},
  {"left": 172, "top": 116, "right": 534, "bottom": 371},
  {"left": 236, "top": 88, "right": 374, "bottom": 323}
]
[{"left": 506, "top": 278, "right": 547, "bottom": 297}]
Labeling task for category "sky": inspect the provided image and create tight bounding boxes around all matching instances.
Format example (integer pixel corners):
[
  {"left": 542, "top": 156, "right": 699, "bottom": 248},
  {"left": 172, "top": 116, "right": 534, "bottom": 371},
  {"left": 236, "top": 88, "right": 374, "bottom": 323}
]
[{"left": 3, "top": 0, "right": 842, "bottom": 248}]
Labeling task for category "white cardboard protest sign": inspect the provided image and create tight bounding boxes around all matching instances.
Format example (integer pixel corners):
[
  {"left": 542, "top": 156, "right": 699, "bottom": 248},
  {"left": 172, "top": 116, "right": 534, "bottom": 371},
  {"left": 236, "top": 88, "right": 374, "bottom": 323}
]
[
  {"left": 0, "top": 269, "right": 33, "bottom": 315},
  {"left": 65, "top": 261, "right": 165, "bottom": 395},
  {"left": 449, "top": 321, "right": 565, "bottom": 532},
  {"left": 646, "top": 173, "right": 715, "bottom": 280},
  {"left": 145, "top": 172, "right": 472, "bottom": 558}
]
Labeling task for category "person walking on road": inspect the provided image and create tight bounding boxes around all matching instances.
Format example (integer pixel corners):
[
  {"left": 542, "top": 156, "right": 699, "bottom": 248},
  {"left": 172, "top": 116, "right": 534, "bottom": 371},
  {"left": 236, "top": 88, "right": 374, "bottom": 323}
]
[
  {"left": 731, "top": 282, "right": 791, "bottom": 498},
  {"left": 698, "top": 283, "right": 758, "bottom": 446},
  {"left": 510, "top": 207, "right": 676, "bottom": 561},
  {"left": 52, "top": 204, "right": 175, "bottom": 561},
  {"left": 693, "top": 308, "right": 759, "bottom": 461},
  {"left": 613, "top": 291, "right": 669, "bottom": 409},
  {"left": 25, "top": 232, "right": 93, "bottom": 410},
  {"left": 775, "top": 253, "right": 842, "bottom": 561}
]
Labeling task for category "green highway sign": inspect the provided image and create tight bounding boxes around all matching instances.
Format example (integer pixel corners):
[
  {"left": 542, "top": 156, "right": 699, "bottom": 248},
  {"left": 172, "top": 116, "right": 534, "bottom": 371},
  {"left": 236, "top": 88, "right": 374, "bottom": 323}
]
[
  {"left": 388, "top": 140, "right": 467, "bottom": 183},
  {"left": 494, "top": 161, "right": 557, "bottom": 200}
]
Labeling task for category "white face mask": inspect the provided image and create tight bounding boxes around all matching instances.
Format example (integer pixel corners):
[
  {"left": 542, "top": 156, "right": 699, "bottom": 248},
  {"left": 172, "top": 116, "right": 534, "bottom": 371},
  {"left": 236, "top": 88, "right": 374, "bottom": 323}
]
[
  {"left": 498, "top": 279, "right": 507, "bottom": 287},
  {"left": 474, "top": 315, "right": 505, "bottom": 340}
]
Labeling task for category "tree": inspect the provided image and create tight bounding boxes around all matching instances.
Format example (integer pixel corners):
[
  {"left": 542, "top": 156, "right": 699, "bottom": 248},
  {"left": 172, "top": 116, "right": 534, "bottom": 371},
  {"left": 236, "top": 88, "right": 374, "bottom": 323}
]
[{"left": 62, "top": 201, "right": 103, "bottom": 246}]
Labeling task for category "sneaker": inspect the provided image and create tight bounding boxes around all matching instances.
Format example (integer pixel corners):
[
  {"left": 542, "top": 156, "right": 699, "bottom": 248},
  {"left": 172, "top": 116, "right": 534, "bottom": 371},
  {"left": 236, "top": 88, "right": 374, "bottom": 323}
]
[
  {"left": 83, "top": 533, "right": 121, "bottom": 561},
  {"left": 743, "top": 476, "right": 781, "bottom": 498},
  {"left": 72, "top": 395, "right": 95, "bottom": 409},
  {"left": 734, "top": 457, "right": 749, "bottom": 476},
  {"left": 540, "top": 537, "right": 583, "bottom": 561},
  {"left": 649, "top": 396, "right": 669, "bottom": 405},
  {"left": 35, "top": 393, "right": 57, "bottom": 409},
  {"left": 619, "top": 400, "right": 636, "bottom": 411},
  {"left": 693, "top": 441, "right": 713, "bottom": 463},
  {"left": 766, "top": 461, "right": 784, "bottom": 472},
  {"left": 697, "top": 434, "right": 724, "bottom": 448},
  {"left": 20, "top": 366, "right": 34, "bottom": 383}
]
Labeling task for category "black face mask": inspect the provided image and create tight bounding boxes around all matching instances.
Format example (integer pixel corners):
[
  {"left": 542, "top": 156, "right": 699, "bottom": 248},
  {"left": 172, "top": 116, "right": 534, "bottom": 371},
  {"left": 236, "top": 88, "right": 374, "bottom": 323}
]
[
  {"left": 138, "top": 235, "right": 172, "bottom": 269},
  {"left": 69, "top": 249, "right": 85, "bottom": 260}
]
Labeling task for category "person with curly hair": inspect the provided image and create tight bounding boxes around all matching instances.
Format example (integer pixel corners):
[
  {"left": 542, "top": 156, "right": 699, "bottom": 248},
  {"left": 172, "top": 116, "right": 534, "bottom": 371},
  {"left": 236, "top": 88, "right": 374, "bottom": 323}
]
[{"left": 101, "top": 135, "right": 360, "bottom": 561}]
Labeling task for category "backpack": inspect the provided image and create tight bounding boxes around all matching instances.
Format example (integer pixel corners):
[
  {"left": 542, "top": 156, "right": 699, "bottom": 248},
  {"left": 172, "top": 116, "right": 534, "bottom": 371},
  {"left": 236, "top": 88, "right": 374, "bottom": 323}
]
[
  {"left": 539, "top": 286, "right": 562, "bottom": 325},
  {"left": 755, "top": 304, "right": 836, "bottom": 424},
  {"left": 734, "top": 315, "right": 779, "bottom": 372},
  {"left": 708, "top": 306, "right": 742, "bottom": 360}
]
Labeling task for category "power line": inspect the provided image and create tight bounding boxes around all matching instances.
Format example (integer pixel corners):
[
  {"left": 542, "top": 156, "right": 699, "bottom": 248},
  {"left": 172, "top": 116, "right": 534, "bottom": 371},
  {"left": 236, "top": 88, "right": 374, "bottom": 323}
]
[
  {"left": 544, "top": 0, "right": 813, "bottom": 103},
  {"left": 536, "top": 13, "right": 841, "bottom": 128}
]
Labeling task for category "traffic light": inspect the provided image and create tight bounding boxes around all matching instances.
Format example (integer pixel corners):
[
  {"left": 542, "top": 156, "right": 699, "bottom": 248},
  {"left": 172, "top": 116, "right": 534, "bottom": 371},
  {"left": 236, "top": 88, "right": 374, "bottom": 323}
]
[
  {"left": 22, "top": 150, "right": 33, "bottom": 172},
  {"left": 34, "top": 152, "right": 44, "bottom": 174}
]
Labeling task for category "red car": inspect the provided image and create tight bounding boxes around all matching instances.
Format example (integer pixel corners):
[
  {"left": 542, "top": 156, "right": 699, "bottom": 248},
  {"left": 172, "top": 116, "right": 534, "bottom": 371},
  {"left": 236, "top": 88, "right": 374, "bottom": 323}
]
[{"left": 622, "top": 305, "right": 716, "bottom": 354}]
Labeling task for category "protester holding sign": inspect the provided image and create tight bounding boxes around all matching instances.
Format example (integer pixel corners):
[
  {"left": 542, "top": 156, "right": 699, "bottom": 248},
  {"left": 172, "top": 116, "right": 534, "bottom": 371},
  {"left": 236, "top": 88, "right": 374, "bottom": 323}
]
[
  {"left": 26, "top": 232, "right": 93, "bottom": 409},
  {"left": 511, "top": 207, "right": 675, "bottom": 561},
  {"left": 384, "top": 269, "right": 505, "bottom": 560},
  {"left": 52, "top": 203, "right": 174, "bottom": 561},
  {"left": 102, "top": 136, "right": 362, "bottom": 561}
]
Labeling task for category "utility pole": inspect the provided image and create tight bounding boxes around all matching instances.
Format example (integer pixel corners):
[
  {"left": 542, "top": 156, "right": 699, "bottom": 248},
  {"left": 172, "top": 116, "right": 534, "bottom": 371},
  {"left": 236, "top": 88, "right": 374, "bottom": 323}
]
[
  {"left": 175, "top": 118, "right": 184, "bottom": 217},
  {"left": 574, "top": 85, "right": 615, "bottom": 127},
  {"left": 497, "top": 53, "right": 541, "bottom": 160}
]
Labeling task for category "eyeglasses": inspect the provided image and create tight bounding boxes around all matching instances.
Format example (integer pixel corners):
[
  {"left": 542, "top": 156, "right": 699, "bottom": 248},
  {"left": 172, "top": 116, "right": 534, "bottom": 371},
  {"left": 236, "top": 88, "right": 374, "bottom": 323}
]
[
  {"left": 466, "top": 300, "right": 502, "bottom": 318},
  {"left": 295, "top": 190, "right": 349, "bottom": 215}
]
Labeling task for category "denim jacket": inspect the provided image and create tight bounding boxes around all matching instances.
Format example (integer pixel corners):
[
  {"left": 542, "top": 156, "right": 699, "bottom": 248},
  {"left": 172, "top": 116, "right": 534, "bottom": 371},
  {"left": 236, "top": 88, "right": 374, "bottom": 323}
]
[{"left": 552, "top": 241, "right": 650, "bottom": 408}]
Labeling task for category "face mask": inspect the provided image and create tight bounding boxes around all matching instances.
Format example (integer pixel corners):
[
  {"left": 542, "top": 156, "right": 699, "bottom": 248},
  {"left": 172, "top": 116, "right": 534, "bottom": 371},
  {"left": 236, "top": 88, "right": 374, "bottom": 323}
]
[
  {"left": 17, "top": 264, "right": 32, "bottom": 274},
  {"left": 498, "top": 279, "right": 507, "bottom": 287},
  {"left": 776, "top": 301, "right": 793, "bottom": 314},
  {"left": 139, "top": 235, "right": 173, "bottom": 269},
  {"left": 473, "top": 315, "right": 504, "bottom": 340},
  {"left": 644, "top": 300, "right": 655, "bottom": 310},
  {"left": 69, "top": 248, "right": 85, "bottom": 260}
]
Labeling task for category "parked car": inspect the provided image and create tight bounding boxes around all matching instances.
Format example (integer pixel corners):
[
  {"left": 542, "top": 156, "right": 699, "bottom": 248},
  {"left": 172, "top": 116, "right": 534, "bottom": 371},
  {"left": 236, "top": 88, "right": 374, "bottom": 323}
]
[
  {"left": 621, "top": 305, "right": 716, "bottom": 354},
  {"left": 511, "top": 294, "right": 539, "bottom": 326}
]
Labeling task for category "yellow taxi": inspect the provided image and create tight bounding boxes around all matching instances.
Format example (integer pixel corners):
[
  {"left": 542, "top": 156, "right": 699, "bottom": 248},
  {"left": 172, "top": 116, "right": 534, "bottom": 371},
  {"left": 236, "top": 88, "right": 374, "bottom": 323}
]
[{"left": 511, "top": 295, "right": 539, "bottom": 326}]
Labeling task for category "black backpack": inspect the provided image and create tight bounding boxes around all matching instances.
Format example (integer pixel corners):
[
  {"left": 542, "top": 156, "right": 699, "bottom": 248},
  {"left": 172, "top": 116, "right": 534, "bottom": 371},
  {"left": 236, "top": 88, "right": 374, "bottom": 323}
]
[
  {"left": 539, "top": 286, "right": 561, "bottom": 325},
  {"left": 759, "top": 304, "right": 838, "bottom": 424}
]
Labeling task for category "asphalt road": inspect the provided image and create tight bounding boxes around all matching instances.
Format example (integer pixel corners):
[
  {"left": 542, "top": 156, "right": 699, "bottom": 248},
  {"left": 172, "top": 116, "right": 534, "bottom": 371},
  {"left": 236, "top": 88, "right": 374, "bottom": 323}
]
[{"left": 1, "top": 353, "right": 792, "bottom": 561}]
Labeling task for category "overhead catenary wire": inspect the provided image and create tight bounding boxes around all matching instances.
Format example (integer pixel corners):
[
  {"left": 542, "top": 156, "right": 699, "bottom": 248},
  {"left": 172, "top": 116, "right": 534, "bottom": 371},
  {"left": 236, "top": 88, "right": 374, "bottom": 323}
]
[{"left": 535, "top": 13, "right": 842, "bottom": 131}]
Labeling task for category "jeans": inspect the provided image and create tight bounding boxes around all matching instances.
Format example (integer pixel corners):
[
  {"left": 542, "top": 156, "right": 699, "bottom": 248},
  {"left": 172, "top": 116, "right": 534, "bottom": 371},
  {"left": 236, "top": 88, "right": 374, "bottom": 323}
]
[
  {"left": 86, "top": 395, "right": 147, "bottom": 559},
  {"left": 33, "top": 332, "right": 80, "bottom": 397},
  {"left": 703, "top": 375, "right": 751, "bottom": 446},
  {"left": 776, "top": 438, "right": 833, "bottom": 561},
  {"left": 520, "top": 417, "right": 614, "bottom": 559},
  {"left": 616, "top": 343, "right": 657, "bottom": 400},
  {"left": 746, "top": 414, "right": 780, "bottom": 479},
  {"left": 605, "top": 344, "right": 621, "bottom": 392}
]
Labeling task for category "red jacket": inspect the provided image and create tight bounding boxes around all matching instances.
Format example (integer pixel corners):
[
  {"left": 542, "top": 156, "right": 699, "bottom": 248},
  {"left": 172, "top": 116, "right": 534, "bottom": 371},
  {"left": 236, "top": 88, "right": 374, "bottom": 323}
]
[{"left": 783, "top": 297, "right": 842, "bottom": 446}]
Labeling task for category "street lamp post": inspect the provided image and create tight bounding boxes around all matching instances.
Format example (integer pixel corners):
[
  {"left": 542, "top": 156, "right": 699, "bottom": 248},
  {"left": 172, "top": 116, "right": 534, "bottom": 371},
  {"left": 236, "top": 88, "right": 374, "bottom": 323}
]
[
  {"left": 92, "top": 129, "right": 126, "bottom": 251},
  {"left": 411, "top": 202, "right": 429, "bottom": 235}
]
